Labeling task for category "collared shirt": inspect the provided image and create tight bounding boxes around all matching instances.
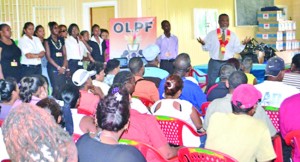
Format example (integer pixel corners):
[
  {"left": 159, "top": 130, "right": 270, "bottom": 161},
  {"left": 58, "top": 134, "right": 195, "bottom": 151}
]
[
  {"left": 144, "top": 64, "right": 169, "bottom": 79},
  {"left": 90, "top": 36, "right": 104, "bottom": 55},
  {"left": 18, "top": 35, "right": 45, "bottom": 65},
  {"left": 159, "top": 77, "right": 207, "bottom": 111},
  {"left": 65, "top": 36, "right": 89, "bottom": 60},
  {"left": 92, "top": 80, "right": 110, "bottom": 96},
  {"left": 156, "top": 34, "right": 178, "bottom": 60},
  {"left": 132, "top": 76, "right": 159, "bottom": 102},
  {"left": 203, "top": 94, "right": 277, "bottom": 136},
  {"left": 202, "top": 29, "right": 245, "bottom": 61},
  {"left": 205, "top": 112, "right": 276, "bottom": 162}
]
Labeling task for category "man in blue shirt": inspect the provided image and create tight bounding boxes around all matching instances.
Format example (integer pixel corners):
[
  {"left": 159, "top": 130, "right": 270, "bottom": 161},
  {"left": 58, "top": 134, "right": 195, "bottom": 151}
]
[{"left": 159, "top": 53, "right": 207, "bottom": 111}]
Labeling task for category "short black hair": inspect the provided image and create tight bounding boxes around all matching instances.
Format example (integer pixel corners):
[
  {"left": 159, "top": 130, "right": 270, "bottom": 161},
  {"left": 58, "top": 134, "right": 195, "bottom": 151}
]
[
  {"left": 80, "top": 30, "right": 88, "bottom": 36},
  {"left": 113, "top": 71, "right": 134, "bottom": 85},
  {"left": 91, "top": 24, "right": 100, "bottom": 36},
  {"left": 129, "top": 57, "right": 143, "bottom": 74},
  {"left": 48, "top": 21, "right": 58, "bottom": 31},
  {"left": 228, "top": 71, "right": 248, "bottom": 89},
  {"left": 0, "top": 23, "right": 9, "bottom": 31},
  {"left": 97, "top": 85, "right": 130, "bottom": 132},
  {"left": 105, "top": 59, "right": 120, "bottom": 74},
  {"left": 173, "top": 53, "right": 191, "bottom": 76},
  {"left": 218, "top": 13, "right": 229, "bottom": 21},
  {"left": 67, "top": 23, "right": 79, "bottom": 36},
  {"left": 22, "top": 22, "right": 34, "bottom": 36},
  {"left": 292, "top": 54, "right": 300, "bottom": 70},
  {"left": 101, "top": 28, "right": 109, "bottom": 34},
  {"left": 161, "top": 20, "right": 170, "bottom": 27}
]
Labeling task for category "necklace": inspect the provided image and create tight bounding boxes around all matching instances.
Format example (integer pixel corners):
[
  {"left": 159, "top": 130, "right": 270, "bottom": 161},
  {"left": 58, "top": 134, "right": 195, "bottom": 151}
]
[
  {"left": 50, "top": 38, "right": 62, "bottom": 50},
  {"left": 217, "top": 28, "right": 231, "bottom": 55}
]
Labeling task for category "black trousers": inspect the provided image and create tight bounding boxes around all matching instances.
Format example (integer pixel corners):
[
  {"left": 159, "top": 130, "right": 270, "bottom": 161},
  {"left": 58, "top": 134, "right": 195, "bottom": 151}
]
[
  {"left": 47, "top": 66, "right": 67, "bottom": 98},
  {"left": 22, "top": 64, "right": 42, "bottom": 77},
  {"left": 68, "top": 59, "right": 83, "bottom": 76},
  {"left": 206, "top": 59, "right": 226, "bottom": 92},
  {"left": 160, "top": 59, "right": 175, "bottom": 74}
]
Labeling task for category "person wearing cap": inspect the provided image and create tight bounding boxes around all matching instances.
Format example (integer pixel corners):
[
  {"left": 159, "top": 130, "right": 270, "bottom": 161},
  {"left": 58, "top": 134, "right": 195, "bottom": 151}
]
[
  {"left": 156, "top": 20, "right": 178, "bottom": 74},
  {"left": 255, "top": 56, "right": 299, "bottom": 108},
  {"left": 104, "top": 58, "right": 120, "bottom": 86},
  {"left": 72, "top": 69, "right": 104, "bottom": 116},
  {"left": 142, "top": 44, "right": 169, "bottom": 88},
  {"left": 87, "top": 62, "right": 110, "bottom": 95},
  {"left": 204, "top": 71, "right": 277, "bottom": 137},
  {"left": 129, "top": 57, "right": 159, "bottom": 103},
  {"left": 205, "top": 84, "right": 276, "bottom": 162},
  {"left": 283, "top": 53, "right": 300, "bottom": 90}
]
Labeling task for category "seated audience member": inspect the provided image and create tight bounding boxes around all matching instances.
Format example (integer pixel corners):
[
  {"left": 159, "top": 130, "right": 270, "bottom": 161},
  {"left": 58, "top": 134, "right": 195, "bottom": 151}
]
[
  {"left": 2, "top": 104, "right": 77, "bottom": 161},
  {"left": 72, "top": 69, "right": 103, "bottom": 116},
  {"left": 280, "top": 93, "right": 300, "bottom": 139},
  {"left": 204, "top": 71, "right": 277, "bottom": 136},
  {"left": 113, "top": 71, "right": 179, "bottom": 161},
  {"left": 242, "top": 57, "right": 257, "bottom": 85},
  {"left": 36, "top": 98, "right": 63, "bottom": 125},
  {"left": 159, "top": 53, "right": 207, "bottom": 111},
  {"left": 280, "top": 93, "right": 300, "bottom": 161},
  {"left": 283, "top": 54, "right": 300, "bottom": 90},
  {"left": 76, "top": 85, "right": 146, "bottom": 162},
  {"left": 207, "top": 64, "right": 236, "bottom": 101},
  {"left": 13, "top": 75, "right": 48, "bottom": 107},
  {"left": 142, "top": 44, "right": 169, "bottom": 87},
  {"left": 255, "top": 56, "right": 299, "bottom": 108},
  {"left": 129, "top": 57, "right": 159, "bottom": 102},
  {"left": 61, "top": 83, "right": 97, "bottom": 136},
  {"left": 0, "top": 78, "right": 19, "bottom": 120},
  {"left": 87, "top": 62, "right": 110, "bottom": 95},
  {"left": 214, "top": 58, "right": 241, "bottom": 83},
  {"left": 205, "top": 84, "right": 276, "bottom": 162},
  {"left": 104, "top": 59, "right": 120, "bottom": 86},
  {"left": 151, "top": 74, "right": 203, "bottom": 147}
]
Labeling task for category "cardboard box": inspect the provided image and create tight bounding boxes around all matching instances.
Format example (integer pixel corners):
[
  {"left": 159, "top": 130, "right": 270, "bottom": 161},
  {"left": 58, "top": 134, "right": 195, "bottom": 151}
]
[
  {"left": 256, "top": 31, "right": 283, "bottom": 42},
  {"left": 291, "top": 40, "right": 300, "bottom": 50},
  {"left": 258, "top": 21, "right": 283, "bottom": 32},
  {"left": 283, "top": 31, "right": 296, "bottom": 41},
  {"left": 264, "top": 41, "right": 284, "bottom": 51},
  {"left": 284, "top": 41, "right": 292, "bottom": 50},
  {"left": 276, "top": 50, "right": 300, "bottom": 64},
  {"left": 257, "top": 11, "right": 282, "bottom": 22}
]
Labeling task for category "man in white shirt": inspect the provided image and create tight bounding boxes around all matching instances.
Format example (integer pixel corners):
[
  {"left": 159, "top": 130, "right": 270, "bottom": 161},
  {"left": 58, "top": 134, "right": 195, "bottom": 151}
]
[
  {"left": 255, "top": 56, "right": 299, "bottom": 108},
  {"left": 197, "top": 13, "right": 250, "bottom": 92}
]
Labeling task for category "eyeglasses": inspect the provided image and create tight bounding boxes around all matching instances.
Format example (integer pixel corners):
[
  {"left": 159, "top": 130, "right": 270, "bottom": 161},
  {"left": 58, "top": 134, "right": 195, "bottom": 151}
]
[{"left": 59, "top": 30, "right": 66, "bottom": 33}]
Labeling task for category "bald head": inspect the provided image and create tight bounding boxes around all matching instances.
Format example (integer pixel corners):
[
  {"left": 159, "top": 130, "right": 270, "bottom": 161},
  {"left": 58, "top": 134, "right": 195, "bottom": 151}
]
[{"left": 173, "top": 53, "right": 191, "bottom": 77}]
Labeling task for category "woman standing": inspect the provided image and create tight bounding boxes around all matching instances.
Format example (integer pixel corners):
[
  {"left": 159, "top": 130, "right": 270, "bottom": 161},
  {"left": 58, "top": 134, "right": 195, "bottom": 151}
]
[
  {"left": 0, "top": 24, "right": 22, "bottom": 81},
  {"left": 100, "top": 29, "right": 110, "bottom": 62},
  {"left": 65, "top": 23, "right": 92, "bottom": 75},
  {"left": 91, "top": 24, "right": 106, "bottom": 62},
  {"left": 59, "top": 24, "right": 68, "bottom": 39},
  {"left": 44, "top": 21, "right": 68, "bottom": 98},
  {"left": 18, "top": 22, "right": 45, "bottom": 76}
]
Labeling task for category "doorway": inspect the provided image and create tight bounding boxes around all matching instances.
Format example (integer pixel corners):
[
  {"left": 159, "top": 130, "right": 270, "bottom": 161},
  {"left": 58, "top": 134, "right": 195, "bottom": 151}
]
[
  {"left": 90, "top": 6, "right": 115, "bottom": 30},
  {"left": 82, "top": 1, "right": 118, "bottom": 32}
]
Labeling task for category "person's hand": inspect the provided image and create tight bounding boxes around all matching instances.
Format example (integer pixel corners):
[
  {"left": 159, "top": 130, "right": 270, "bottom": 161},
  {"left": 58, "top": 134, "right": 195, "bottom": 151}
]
[
  {"left": 58, "top": 67, "right": 65, "bottom": 75},
  {"left": 242, "top": 37, "right": 251, "bottom": 45},
  {"left": 197, "top": 37, "right": 205, "bottom": 45},
  {"left": 90, "top": 86, "right": 104, "bottom": 98}
]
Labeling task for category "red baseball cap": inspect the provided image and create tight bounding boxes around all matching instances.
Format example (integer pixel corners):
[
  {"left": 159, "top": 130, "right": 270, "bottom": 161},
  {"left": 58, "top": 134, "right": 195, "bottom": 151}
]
[{"left": 232, "top": 84, "right": 262, "bottom": 109}]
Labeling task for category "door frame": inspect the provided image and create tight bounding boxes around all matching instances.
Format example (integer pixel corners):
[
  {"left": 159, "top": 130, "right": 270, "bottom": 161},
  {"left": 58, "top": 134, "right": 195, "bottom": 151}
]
[{"left": 82, "top": 1, "right": 118, "bottom": 32}]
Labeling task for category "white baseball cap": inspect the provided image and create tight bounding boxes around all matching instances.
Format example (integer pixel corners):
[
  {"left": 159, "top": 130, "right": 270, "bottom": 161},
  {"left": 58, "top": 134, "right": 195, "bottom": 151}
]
[
  {"left": 72, "top": 69, "right": 96, "bottom": 86},
  {"left": 142, "top": 44, "right": 160, "bottom": 61}
]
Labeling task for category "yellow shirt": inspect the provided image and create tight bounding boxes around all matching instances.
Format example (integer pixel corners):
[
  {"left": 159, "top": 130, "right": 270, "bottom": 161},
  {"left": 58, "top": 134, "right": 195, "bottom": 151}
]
[
  {"left": 245, "top": 72, "right": 256, "bottom": 85},
  {"left": 205, "top": 112, "right": 276, "bottom": 162}
]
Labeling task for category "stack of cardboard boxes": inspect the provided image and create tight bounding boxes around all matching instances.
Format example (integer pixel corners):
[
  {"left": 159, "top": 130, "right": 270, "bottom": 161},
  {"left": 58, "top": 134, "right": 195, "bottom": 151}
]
[{"left": 256, "top": 10, "right": 299, "bottom": 63}]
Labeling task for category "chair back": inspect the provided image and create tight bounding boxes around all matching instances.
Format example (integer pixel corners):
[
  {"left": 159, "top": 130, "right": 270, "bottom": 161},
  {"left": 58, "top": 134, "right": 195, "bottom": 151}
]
[
  {"left": 73, "top": 133, "right": 81, "bottom": 143},
  {"left": 137, "top": 96, "right": 154, "bottom": 108},
  {"left": 178, "top": 147, "right": 238, "bottom": 162},
  {"left": 284, "top": 130, "right": 300, "bottom": 161},
  {"left": 265, "top": 106, "right": 280, "bottom": 132},
  {"left": 155, "top": 115, "right": 203, "bottom": 146},
  {"left": 272, "top": 135, "right": 283, "bottom": 162},
  {"left": 200, "top": 102, "right": 211, "bottom": 116},
  {"left": 188, "top": 68, "right": 208, "bottom": 88},
  {"left": 119, "top": 139, "right": 177, "bottom": 162}
]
